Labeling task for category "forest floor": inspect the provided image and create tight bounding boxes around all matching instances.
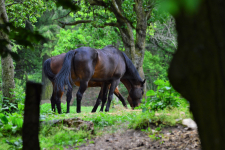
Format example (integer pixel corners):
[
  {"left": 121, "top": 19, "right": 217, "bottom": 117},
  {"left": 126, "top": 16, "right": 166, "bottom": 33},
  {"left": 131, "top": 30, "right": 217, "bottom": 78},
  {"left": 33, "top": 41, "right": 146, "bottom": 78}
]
[
  {"left": 0, "top": 105, "right": 201, "bottom": 150},
  {"left": 76, "top": 126, "right": 200, "bottom": 150},
  {"left": 63, "top": 107, "right": 201, "bottom": 150}
]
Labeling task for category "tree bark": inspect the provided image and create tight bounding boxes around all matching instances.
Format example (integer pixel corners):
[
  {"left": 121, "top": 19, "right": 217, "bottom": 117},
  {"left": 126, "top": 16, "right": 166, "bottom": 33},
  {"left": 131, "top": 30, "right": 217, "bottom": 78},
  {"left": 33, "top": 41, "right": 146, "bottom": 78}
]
[
  {"left": 168, "top": 1, "right": 225, "bottom": 149},
  {"left": 0, "top": 0, "right": 15, "bottom": 104},
  {"left": 41, "top": 54, "right": 53, "bottom": 100}
]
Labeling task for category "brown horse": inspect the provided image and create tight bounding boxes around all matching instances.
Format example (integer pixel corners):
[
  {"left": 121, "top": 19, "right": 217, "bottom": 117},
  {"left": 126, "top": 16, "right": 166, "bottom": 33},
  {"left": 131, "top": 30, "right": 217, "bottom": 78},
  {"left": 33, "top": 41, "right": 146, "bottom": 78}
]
[
  {"left": 54, "top": 45, "right": 145, "bottom": 113},
  {"left": 43, "top": 53, "right": 132, "bottom": 113}
]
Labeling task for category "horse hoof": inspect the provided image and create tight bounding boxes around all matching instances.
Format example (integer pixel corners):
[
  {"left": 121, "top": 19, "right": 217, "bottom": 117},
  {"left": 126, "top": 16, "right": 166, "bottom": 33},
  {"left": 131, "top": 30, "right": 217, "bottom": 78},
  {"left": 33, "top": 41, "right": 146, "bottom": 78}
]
[
  {"left": 91, "top": 111, "right": 96, "bottom": 113},
  {"left": 77, "top": 111, "right": 81, "bottom": 113},
  {"left": 105, "top": 110, "right": 109, "bottom": 112}
]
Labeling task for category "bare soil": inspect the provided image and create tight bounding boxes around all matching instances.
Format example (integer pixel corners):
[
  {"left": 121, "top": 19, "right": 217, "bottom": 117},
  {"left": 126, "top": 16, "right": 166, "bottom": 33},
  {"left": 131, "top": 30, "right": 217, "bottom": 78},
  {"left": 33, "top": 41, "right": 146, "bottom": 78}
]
[{"left": 72, "top": 124, "right": 201, "bottom": 150}]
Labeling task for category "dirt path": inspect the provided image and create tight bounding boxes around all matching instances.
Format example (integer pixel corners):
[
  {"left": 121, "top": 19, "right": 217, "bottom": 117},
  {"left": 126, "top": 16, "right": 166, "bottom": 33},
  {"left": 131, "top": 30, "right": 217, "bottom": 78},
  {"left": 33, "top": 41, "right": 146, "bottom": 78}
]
[{"left": 70, "top": 124, "right": 201, "bottom": 150}]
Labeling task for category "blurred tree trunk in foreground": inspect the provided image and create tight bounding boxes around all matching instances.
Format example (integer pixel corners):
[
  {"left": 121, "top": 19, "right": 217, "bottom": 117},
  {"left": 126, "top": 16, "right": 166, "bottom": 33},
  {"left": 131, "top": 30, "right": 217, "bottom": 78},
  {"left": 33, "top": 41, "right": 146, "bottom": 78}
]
[
  {"left": 168, "top": 0, "right": 225, "bottom": 149},
  {"left": 23, "top": 81, "right": 42, "bottom": 150}
]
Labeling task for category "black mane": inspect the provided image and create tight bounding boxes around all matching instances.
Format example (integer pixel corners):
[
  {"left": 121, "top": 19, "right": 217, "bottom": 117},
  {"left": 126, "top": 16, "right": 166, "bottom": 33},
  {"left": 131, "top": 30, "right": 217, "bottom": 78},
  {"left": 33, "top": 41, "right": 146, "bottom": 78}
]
[{"left": 121, "top": 52, "right": 143, "bottom": 83}]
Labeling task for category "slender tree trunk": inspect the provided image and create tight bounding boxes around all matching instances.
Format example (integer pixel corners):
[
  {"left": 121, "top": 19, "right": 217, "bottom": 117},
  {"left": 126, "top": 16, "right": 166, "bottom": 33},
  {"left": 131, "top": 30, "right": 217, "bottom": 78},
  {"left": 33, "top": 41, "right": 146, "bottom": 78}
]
[
  {"left": 0, "top": 0, "right": 15, "bottom": 104},
  {"left": 168, "top": 1, "right": 225, "bottom": 149},
  {"left": 41, "top": 54, "right": 53, "bottom": 100}
]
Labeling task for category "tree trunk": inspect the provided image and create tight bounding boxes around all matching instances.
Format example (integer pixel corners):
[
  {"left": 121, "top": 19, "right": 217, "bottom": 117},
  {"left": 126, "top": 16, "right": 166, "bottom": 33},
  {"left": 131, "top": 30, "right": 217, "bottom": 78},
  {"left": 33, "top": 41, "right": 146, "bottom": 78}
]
[
  {"left": 168, "top": 1, "right": 225, "bottom": 149},
  {"left": 0, "top": 0, "right": 15, "bottom": 104},
  {"left": 41, "top": 54, "right": 53, "bottom": 100}
]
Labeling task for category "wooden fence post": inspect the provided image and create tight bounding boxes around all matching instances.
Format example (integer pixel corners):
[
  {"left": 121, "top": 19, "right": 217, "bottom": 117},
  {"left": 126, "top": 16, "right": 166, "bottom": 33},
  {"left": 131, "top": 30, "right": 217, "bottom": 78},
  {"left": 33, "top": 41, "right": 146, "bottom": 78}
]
[{"left": 22, "top": 81, "right": 42, "bottom": 150}]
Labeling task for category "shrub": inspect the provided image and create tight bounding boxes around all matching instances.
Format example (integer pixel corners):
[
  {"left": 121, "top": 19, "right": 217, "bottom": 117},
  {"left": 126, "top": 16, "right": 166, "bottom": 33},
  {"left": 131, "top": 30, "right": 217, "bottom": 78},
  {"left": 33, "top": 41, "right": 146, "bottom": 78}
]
[{"left": 140, "top": 79, "right": 186, "bottom": 111}]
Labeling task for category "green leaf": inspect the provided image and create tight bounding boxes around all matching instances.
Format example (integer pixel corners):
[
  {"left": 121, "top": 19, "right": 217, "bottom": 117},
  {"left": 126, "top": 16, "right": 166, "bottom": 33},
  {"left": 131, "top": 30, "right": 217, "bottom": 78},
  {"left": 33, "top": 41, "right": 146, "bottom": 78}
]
[
  {"left": 146, "top": 90, "right": 156, "bottom": 96},
  {"left": 0, "top": 115, "right": 8, "bottom": 124}
]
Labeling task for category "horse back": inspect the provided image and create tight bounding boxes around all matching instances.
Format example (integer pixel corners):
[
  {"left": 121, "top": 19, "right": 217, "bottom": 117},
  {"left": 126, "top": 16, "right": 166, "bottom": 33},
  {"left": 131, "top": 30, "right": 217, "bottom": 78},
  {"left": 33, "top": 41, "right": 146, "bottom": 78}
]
[{"left": 92, "top": 46, "right": 126, "bottom": 80}]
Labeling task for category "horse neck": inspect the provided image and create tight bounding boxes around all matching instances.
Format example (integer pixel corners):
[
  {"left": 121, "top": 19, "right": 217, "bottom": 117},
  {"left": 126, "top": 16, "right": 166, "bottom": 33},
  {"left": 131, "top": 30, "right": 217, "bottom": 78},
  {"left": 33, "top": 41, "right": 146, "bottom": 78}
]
[{"left": 120, "top": 79, "right": 132, "bottom": 92}]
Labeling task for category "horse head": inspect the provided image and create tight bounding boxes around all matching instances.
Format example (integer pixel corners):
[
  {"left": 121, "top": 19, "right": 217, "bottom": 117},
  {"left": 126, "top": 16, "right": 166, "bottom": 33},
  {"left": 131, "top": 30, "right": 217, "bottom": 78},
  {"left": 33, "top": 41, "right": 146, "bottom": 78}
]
[{"left": 128, "top": 79, "right": 145, "bottom": 109}]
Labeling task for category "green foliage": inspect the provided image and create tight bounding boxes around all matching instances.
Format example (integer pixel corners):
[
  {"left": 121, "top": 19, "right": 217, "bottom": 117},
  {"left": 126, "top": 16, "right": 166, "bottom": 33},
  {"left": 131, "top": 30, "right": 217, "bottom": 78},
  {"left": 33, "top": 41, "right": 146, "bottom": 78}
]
[
  {"left": 143, "top": 51, "right": 167, "bottom": 79},
  {"left": 159, "top": 0, "right": 202, "bottom": 15},
  {"left": 53, "top": 25, "right": 121, "bottom": 55},
  {"left": 0, "top": 84, "right": 25, "bottom": 113},
  {"left": 55, "top": 0, "right": 81, "bottom": 12},
  {"left": 6, "top": 0, "right": 54, "bottom": 27},
  {"left": 0, "top": 112, "right": 23, "bottom": 135},
  {"left": 139, "top": 79, "right": 185, "bottom": 111},
  {"left": 5, "top": 138, "right": 23, "bottom": 150}
]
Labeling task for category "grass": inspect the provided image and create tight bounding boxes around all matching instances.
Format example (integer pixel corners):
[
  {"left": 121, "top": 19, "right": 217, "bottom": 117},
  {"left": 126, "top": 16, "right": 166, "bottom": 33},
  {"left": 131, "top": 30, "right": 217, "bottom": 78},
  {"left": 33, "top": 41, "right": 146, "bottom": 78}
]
[
  {"left": 128, "top": 107, "right": 192, "bottom": 129},
  {"left": 0, "top": 103, "right": 192, "bottom": 150}
]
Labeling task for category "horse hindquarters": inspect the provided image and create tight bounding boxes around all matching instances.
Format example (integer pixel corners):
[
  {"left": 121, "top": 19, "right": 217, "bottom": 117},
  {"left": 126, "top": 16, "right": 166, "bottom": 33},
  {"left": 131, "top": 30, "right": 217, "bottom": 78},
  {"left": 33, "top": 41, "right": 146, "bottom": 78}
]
[{"left": 73, "top": 48, "right": 98, "bottom": 113}]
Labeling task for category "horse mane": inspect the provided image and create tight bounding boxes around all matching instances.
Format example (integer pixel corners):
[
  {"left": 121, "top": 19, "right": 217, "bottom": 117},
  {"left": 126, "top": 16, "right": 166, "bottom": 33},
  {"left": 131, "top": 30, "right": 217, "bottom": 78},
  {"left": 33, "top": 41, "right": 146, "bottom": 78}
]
[
  {"left": 121, "top": 52, "right": 143, "bottom": 82},
  {"left": 43, "top": 58, "right": 55, "bottom": 82}
]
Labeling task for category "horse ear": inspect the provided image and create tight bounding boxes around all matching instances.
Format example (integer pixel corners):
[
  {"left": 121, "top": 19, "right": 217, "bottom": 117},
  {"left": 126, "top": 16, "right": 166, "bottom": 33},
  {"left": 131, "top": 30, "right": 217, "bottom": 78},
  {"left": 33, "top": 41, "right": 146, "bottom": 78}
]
[{"left": 142, "top": 79, "right": 146, "bottom": 85}]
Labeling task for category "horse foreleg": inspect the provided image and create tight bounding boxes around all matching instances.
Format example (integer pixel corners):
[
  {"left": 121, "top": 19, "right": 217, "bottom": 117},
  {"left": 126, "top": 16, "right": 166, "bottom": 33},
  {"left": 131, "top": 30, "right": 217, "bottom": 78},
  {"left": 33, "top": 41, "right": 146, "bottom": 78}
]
[
  {"left": 76, "top": 81, "right": 88, "bottom": 113},
  {"left": 105, "top": 80, "right": 120, "bottom": 112},
  {"left": 114, "top": 88, "right": 127, "bottom": 109},
  {"left": 66, "top": 87, "right": 73, "bottom": 113}
]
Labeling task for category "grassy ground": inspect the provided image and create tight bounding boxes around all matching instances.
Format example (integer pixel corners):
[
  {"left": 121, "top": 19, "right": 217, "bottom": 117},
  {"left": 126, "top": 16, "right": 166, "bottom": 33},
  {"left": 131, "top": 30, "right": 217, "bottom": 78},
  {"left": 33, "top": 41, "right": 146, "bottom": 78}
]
[{"left": 0, "top": 104, "right": 192, "bottom": 150}]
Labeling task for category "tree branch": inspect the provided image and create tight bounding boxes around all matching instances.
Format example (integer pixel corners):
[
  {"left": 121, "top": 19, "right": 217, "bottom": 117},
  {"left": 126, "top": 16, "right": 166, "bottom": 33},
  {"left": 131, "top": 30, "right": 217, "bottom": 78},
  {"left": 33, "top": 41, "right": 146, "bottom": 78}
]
[
  {"left": 94, "top": 22, "right": 118, "bottom": 28},
  {"left": 53, "top": 11, "right": 72, "bottom": 21},
  {"left": 6, "top": 2, "right": 22, "bottom": 7},
  {"left": 88, "top": 0, "right": 107, "bottom": 7},
  {"left": 58, "top": 20, "right": 118, "bottom": 28},
  {"left": 58, "top": 20, "right": 92, "bottom": 27},
  {"left": 88, "top": 0, "right": 135, "bottom": 28}
]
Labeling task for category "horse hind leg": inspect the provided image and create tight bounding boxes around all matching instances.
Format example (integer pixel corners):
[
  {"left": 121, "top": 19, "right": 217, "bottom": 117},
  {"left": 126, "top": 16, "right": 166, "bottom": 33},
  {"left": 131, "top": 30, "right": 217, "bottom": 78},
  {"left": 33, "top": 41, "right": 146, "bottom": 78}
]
[
  {"left": 66, "top": 87, "right": 73, "bottom": 113},
  {"left": 55, "top": 90, "right": 64, "bottom": 114},
  {"left": 76, "top": 81, "right": 88, "bottom": 113},
  {"left": 50, "top": 92, "right": 56, "bottom": 112},
  {"left": 114, "top": 88, "right": 127, "bottom": 109}
]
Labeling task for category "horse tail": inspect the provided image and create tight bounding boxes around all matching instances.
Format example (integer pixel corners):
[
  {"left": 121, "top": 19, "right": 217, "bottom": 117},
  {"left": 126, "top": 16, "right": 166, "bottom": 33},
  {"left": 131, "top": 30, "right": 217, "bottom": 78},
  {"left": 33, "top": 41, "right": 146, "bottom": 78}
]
[
  {"left": 43, "top": 58, "right": 55, "bottom": 82},
  {"left": 54, "top": 50, "right": 76, "bottom": 92}
]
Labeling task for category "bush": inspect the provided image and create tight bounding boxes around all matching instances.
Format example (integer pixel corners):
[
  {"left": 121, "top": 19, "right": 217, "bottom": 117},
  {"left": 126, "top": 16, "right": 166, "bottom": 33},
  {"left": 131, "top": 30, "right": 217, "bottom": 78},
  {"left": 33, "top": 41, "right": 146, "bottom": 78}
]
[
  {"left": 0, "top": 112, "right": 23, "bottom": 135},
  {"left": 140, "top": 79, "right": 186, "bottom": 111},
  {"left": 0, "top": 84, "right": 25, "bottom": 113}
]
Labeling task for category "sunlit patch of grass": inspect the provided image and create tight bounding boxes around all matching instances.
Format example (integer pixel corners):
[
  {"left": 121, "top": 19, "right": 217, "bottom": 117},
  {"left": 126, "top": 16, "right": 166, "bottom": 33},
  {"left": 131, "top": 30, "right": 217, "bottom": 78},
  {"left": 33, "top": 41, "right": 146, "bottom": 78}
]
[
  {"left": 40, "top": 125, "right": 92, "bottom": 149},
  {"left": 0, "top": 136, "right": 21, "bottom": 150},
  {"left": 129, "top": 106, "right": 192, "bottom": 129}
]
